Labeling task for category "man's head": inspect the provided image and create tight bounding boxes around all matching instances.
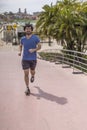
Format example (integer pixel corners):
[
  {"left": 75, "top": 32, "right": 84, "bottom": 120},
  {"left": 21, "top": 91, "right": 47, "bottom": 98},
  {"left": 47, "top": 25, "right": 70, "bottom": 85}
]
[{"left": 24, "top": 24, "right": 33, "bottom": 35}]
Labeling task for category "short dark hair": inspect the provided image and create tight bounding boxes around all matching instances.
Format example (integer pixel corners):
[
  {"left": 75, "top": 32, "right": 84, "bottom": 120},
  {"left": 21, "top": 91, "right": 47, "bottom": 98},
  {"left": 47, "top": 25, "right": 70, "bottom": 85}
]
[{"left": 24, "top": 24, "right": 33, "bottom": 31}]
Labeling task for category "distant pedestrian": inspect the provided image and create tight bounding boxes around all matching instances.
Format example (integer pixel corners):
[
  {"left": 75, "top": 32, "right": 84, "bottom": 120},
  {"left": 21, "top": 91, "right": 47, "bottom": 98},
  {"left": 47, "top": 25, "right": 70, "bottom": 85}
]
[{"left": 18, "top": 24, "right": 41, "bottom": 95}]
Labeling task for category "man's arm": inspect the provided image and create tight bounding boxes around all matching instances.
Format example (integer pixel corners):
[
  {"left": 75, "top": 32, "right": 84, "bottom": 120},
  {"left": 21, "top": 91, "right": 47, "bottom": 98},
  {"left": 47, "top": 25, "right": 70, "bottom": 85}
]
[
  {"left": 29, "top": 43, "right": 41, "bottom": 53},
  {"left": 18, "top": 44, "right": 22, "bottom": 56},
  {"left": 36, "top": 42, "right": 41, "bottom": 51}
]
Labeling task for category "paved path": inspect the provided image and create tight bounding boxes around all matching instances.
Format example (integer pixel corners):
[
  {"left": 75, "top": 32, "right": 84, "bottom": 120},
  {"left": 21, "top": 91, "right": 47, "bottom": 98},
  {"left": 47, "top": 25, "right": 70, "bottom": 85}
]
[{"left": 0, "top": 51, "right": 87, "bottom": 130}]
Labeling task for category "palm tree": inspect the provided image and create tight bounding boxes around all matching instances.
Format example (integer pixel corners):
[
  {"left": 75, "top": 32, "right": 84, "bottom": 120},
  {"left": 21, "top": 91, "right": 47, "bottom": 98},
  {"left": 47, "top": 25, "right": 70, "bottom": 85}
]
[
  {"left": 52, "top": 0, "right": 87, "bottom": 51},
  {"left": 36, "top": 0, "right": 87, "bottom": 52},
  {"left": 36, "top": 4, "right": 55, "bottom": 46}
]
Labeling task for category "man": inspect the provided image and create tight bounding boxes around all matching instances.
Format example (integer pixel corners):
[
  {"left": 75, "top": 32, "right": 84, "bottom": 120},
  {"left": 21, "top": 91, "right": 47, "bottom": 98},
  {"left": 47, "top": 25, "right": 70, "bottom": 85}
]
[{"left": 18, "top": 24, "right": 41, "bottom": 95}]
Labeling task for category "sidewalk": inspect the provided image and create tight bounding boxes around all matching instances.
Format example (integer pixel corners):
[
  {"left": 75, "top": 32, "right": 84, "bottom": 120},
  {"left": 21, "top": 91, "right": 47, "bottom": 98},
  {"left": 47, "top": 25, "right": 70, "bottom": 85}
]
[{"left": 0, "top": 51, "right": 87, "bottom": 130}]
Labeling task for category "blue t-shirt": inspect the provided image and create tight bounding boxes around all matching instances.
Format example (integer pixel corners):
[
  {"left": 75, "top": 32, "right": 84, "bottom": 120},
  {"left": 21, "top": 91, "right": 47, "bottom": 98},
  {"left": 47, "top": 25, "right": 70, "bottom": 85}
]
[{"left": 21, "top": 34, "right": 40, "bottom": 60}]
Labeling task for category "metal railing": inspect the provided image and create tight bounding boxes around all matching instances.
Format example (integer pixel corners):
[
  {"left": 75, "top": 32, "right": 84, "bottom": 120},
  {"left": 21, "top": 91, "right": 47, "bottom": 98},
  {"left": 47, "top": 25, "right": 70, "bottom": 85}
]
[{"left": 40, "top": 49, "right": 87, "bottom": 74}]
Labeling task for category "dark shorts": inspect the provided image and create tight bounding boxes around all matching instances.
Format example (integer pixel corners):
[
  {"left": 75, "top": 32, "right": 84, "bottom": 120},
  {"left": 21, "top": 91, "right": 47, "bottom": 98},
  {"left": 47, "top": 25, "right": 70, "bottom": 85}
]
[{"left": 22, "top": 60, "right": 37, "bottom": 70}]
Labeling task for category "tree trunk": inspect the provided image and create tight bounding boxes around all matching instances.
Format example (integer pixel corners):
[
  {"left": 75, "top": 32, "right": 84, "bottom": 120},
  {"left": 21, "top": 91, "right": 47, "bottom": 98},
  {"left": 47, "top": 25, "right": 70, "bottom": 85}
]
[{"left": 48, "top": 36, "right": 51, "bottom": 46}]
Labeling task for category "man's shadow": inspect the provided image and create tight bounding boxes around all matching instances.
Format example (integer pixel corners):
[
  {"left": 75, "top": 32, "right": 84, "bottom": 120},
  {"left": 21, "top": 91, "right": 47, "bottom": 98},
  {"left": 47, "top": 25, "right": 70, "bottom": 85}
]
[{"left": 31, "top": 86, "right": 68, "bottom": 105}]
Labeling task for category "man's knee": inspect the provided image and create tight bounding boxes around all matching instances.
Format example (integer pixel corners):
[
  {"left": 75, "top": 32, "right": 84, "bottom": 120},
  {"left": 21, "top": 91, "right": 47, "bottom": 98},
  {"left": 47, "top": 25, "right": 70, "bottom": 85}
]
[
  {"left": 24, "top": 73, "right": 29, "bottom": 77},
  {"left": 24, "top": 70, "right": 29, "bottom": 77}
]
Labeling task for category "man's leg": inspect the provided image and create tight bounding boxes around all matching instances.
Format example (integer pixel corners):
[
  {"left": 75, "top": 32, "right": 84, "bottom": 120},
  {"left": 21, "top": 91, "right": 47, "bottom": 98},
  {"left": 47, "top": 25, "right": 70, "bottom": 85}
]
[
  {"left": 30, "top": 69, "right": 35, "bottom": 82},
  {"left": 24, "top": 69, "right": 29, "bottom": 87},
  {"left": 30, "top": 69, "right": 35, "bottom": 76},
  {"left": 24, "top": 69, "right": 30, "bottom": 95},
  {"left": 30, "top": 60, "right": 37, "bottom": 83}
]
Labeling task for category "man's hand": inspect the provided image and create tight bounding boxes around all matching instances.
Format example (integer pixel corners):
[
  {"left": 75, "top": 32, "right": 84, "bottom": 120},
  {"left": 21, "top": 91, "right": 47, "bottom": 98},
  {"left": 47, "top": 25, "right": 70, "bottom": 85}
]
[
  {"left": 18, "top": 52, "right": 21, "bottom": 56},
  {"left": 29, "top": 43, "right": 41, "bottom": 53},
  {"left": 29, "top": 49, "right": 35, "bottom": 53}
]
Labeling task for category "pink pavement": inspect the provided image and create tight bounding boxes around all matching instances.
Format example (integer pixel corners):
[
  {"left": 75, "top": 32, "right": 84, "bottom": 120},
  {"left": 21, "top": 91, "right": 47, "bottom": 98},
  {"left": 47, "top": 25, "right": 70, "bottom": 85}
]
[{"left": 0, "top": 51, "right": 87, "bottom": 130}]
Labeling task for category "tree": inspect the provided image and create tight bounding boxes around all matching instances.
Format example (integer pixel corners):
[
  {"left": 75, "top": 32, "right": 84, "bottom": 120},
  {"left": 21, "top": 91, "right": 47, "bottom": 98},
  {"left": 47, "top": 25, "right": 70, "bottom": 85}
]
[
  {"left": 36, "top": 0, "right": 87, "bottom": 52},
  {"left": 36, "top": 4, "right": 54, "bottom": 46}
]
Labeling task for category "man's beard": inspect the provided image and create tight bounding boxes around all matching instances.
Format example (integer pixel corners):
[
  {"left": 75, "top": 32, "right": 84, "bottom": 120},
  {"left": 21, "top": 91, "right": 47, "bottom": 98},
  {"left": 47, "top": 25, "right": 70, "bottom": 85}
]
[{"left": 26, "top": 31, "right": 32, "bottom": 35}]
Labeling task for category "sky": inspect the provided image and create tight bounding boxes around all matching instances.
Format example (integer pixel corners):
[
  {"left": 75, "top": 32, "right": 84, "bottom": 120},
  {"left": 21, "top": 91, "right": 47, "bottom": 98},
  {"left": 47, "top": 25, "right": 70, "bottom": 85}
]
[{"left": 0, "top": 0, "right": 57, "bottom": 14}]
